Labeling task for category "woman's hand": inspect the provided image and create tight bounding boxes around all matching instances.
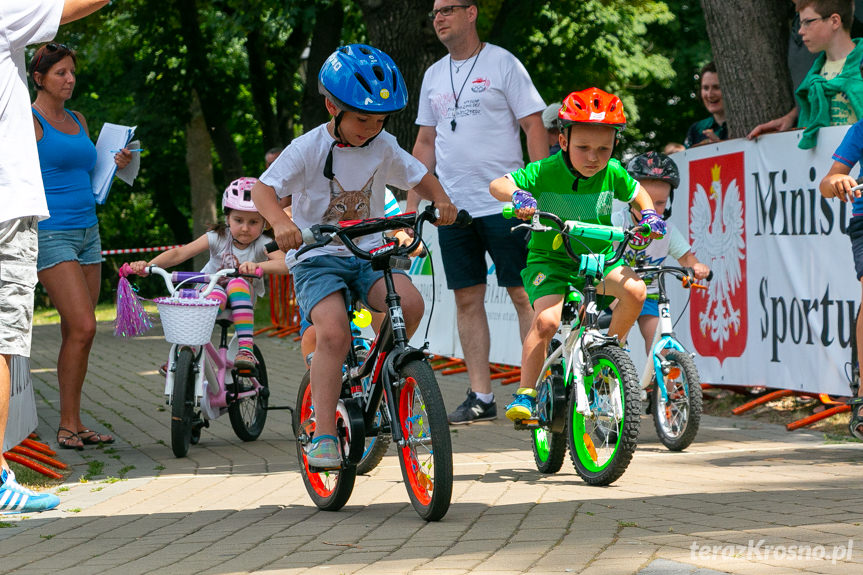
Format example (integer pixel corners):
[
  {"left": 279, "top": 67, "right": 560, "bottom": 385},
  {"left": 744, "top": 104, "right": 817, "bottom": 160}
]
[{"left": 114, "top": 148, "right": 132, "bottom": 169}]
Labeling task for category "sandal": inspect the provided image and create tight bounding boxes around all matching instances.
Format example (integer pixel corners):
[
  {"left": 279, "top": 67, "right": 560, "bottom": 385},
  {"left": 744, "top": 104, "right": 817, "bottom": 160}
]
[
  {"left": 77, "top": 428, "right": 115, "bottom": 445},
  {"left": 57, "top": 427, "right": 84, "bottom": 450},
  {"left": 847, "top": 397, "right": 863, "bottom": 440}
]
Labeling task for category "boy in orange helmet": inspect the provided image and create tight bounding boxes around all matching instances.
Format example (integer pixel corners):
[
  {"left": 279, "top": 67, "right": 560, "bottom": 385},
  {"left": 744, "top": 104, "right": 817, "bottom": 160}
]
[{"left": 489, "top": 87, "right": 664, "bottom": 420}]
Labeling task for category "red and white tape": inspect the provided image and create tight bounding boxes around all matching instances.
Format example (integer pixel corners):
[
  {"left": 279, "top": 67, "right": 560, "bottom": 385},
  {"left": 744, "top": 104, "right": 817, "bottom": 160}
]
[{"left": 101, "top": 245, "right": 183, "bottom": 256}]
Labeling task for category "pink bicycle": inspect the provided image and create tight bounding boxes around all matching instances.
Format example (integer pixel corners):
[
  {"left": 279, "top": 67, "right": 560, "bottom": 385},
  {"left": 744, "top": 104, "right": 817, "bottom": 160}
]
[{"left": 123, "top": 264, "right": 270, "bottom": 457}]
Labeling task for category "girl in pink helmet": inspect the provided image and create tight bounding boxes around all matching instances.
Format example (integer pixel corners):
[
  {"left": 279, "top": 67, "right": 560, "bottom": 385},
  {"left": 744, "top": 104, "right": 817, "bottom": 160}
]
[{"left": 129, "top": 177, "right": 287, "bottom": 369}]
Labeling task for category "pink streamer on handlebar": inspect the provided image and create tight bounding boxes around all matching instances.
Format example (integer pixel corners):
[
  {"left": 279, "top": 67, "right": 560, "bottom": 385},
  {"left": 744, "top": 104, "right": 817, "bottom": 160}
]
[{"left": 114, "top": 263, "right": 152, "bottom": 338}]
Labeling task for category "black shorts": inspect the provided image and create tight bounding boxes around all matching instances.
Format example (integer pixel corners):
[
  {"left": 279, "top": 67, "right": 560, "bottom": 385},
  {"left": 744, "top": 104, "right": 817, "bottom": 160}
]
[
  {"left": 849, "top": 216, "right": 863, "bottom": 280},
  {"left": 437, "top": 212, "right": 527, "bottom": 290}
]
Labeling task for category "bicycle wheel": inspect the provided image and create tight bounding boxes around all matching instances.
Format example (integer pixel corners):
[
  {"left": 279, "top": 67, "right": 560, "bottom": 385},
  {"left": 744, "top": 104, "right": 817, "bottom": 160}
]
[
  {"left": 171, "top": 346, "right": 196, "bottom": 458},
  {"left": 355, "top": 348, "right": 391, "bottom": 475},
  {"left": 395, "top": 360, "right": 453, "bottom": 521},
  {"left": 293, "top": 370, "right": 356, "bottom": 511},
  {"left": 652, "top": 351, "right": 702, "bottom": 451},
  {"left": 568, "top": 344, "right": 640, "bottom": 486},
  {"left": 228, "top": 345, "right": 269, "bottom": 441},
  {"left": 531, "top": 344, "right": 567, "bottom": 474}
]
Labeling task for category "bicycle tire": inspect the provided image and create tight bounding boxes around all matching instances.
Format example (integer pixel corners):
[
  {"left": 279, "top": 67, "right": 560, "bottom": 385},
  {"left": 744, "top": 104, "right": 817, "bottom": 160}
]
[
  {"left": 293, "top": 369, "right": 356, "bottom": 511},
  {"left": 851, "top": 307, "right": 860, "bottom": 397},
  {"left": 568, "top": 344, "right": 641, "bottom": 486},
  {"left": 171, "top": 346, "right": 196, "bottom": 458},
  {"left": 354, "top": 347, "right": 391, "bottom": 475},
  {"left": 652, "top": 351, "right": 702, "bottom": 451},
  {"left": 531, "top": 346, "right": 567, "bottom": 474},
  {"left": 228, "top": 345, "right": 269, "bottom": 441},
  {"left": 395, "top": 360, "right": 453, "bottom": 521}
]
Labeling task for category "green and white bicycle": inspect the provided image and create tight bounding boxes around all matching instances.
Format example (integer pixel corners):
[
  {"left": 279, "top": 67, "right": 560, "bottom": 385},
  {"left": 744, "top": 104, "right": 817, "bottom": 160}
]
[{"left": 503, "top": 206, "right": 647, "bottom": 486}]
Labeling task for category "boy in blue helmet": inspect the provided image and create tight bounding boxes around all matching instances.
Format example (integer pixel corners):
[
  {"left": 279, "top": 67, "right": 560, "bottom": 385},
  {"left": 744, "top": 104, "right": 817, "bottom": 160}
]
[{"left": 252, "top": 44, "right": 457, "bottom": 467}]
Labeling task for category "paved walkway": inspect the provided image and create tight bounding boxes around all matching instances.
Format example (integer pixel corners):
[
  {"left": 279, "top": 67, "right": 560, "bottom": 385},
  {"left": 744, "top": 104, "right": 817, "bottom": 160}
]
[{"left": 1, "top": 321, "right": 861, "bottom": 574}]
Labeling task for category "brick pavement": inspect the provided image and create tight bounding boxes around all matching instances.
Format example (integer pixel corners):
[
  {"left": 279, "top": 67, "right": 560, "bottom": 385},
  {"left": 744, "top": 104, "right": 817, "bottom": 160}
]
[{"left": 0, "top": 321, "right": 861, "bottom": 574}]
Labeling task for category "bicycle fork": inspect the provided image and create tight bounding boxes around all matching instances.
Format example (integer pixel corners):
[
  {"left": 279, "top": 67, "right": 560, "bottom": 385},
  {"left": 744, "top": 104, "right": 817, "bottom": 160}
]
[
  {"left": 641, "top": 301, "right": 687, "bottom": 404},
  {"left": 565, "top": 330, "right": 624, "bottom": 420}
]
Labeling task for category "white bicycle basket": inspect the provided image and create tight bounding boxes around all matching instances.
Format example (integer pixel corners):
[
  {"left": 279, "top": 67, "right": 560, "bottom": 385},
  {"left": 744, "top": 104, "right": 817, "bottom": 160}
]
[{"left": 154, "top": 296, "right": 221, "bottom": 345}]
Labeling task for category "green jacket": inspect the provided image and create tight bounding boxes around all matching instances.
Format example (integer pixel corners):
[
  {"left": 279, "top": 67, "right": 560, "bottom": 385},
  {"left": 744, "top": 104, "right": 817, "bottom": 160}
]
[{"left": 796, "top": 38, "right": 863, "bottom": 149}]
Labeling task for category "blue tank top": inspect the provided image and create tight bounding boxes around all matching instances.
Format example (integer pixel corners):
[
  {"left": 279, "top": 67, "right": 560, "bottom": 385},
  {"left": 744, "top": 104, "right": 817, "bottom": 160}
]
[{"left": 33, "top": 108, "right": 98, "bottom": 230}]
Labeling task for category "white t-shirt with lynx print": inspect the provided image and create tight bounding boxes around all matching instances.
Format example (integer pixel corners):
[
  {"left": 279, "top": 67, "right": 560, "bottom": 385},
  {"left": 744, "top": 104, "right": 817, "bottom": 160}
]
[{"left": 260, "top": 123, "right": 428, "bottom": 268}]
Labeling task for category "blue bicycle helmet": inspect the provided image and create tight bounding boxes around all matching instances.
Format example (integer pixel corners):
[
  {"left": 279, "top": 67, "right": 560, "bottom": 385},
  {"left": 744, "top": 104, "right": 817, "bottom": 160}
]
[{"left": 318, "top": 44, "right": 408, "bottom": 114}]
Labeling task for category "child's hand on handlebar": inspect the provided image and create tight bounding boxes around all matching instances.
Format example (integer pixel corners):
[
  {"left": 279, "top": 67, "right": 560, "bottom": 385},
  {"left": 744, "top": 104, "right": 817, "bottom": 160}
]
[
  {"left": 128, "top": 260, "right": 150, "bottom": 276},
  {"left": 692, "top": 262, "right": 711, "bottom": 280},
  {"left": 392, "top": 230, "right": 424, "bottom": 257},
  {"left": 238, "top": 261, "right": 260, "bottom": 276},
  {"left": 511, "top": 189, "right": 537, "bottom": 220},
  {"left": 272, "top": 220, "right": 303, "bottom": 252},
  {"left": 637, "top": 209, "right": 666, "bottom": 239}
]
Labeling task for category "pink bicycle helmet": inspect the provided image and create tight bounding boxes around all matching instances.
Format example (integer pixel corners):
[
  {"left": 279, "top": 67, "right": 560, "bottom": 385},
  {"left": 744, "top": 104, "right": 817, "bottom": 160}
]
[{"left": 222, "top": 177, "right": 258, "bottom": 212}]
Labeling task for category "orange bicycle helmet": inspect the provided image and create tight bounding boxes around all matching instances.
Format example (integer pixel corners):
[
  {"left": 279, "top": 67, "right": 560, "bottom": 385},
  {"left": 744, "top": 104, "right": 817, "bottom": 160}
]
[{"left": 558, "top": 87, "right": 626, "bottom": 131}]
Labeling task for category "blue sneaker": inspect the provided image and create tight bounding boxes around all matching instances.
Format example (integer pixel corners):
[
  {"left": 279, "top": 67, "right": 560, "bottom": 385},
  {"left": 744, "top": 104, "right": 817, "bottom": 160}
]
[
  {"left": 0, "top": 468, "right": 60, "bottom": 514},
  {"left": 505, "top": 388, "right": 538, "bottom": 421},
  {"left": 305, "top": 435, "right": 341, "bottom": 468}
]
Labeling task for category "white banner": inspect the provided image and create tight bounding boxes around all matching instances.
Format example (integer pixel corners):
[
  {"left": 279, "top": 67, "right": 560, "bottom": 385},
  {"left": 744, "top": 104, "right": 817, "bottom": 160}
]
[
  {"left": 2, "top": 355, "right": 38, "bottom": 452},
  {"left": 407, "top": 126, "right": 858, "bottom": 396}
]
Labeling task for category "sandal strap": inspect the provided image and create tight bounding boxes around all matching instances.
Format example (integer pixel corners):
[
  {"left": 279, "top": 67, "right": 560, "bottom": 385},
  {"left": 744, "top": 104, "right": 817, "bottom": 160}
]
[{"left": 57, "top": 426, "right": 79, "bottom": 438}]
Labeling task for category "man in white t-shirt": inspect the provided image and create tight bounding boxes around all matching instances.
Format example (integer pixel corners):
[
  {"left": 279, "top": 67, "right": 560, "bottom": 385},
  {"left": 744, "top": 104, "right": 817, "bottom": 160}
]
[
  {"left": 409, "top": 0, "right": 546, "bottom": 424},
  {"left": 0, "top": 0, "right": 108, "bottom": 513}
]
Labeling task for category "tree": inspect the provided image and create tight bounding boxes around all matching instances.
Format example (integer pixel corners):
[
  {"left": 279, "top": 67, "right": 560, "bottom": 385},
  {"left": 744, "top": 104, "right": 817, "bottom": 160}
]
[
  {"left": 357, "top": 0, "right": 445, "bottom": 149},
  {"left": 700, "top": 0, "right": 794, "bottom": 138}
]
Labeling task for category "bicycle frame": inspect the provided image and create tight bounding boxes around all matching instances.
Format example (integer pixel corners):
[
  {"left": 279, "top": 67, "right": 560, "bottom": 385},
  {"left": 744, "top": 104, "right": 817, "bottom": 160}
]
[
  {"left": 506, "top": 207, "right": 648, "bottom": 421},
  {"left": 148, "top": 267, "right": 264, "bottom": 419},
  {"left": 630, "top": 264, "right": 705, "bottom": 404},
  {"left": 297, "top": 206, "right": 460, "bottom": 451}
]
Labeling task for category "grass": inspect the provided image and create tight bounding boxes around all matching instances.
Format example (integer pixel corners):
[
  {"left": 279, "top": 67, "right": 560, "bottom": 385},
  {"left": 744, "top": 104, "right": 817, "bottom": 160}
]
[{"left": 7, "top": 462, "right": 64, "bottom": 490}]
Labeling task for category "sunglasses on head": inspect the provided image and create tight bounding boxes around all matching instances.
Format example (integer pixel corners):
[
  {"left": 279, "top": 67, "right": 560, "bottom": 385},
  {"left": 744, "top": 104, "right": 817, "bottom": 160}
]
[{"left": 33, "top": 43, "right": 71, "bottom": 72}]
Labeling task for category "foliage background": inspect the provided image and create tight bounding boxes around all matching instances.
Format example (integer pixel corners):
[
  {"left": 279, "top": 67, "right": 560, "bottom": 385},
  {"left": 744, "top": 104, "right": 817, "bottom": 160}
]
[{"left": 32, "top": 0, "right": 713, "bottom": 304}]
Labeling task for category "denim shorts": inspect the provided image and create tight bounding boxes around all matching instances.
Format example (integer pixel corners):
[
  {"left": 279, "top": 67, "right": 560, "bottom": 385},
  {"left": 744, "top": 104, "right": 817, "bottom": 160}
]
[
  {"left": 0, "top": 217, "right": 39, "bottom": 356},
  {"left": 849, "top": 216, "right": 863, "bottom": 280},
  {"left": 36, "top": 224, "right": 102, "bottom": 272},
  {"left": 437, "top": 212, "right": 527, "bottom": 290},
  {"left": 640, "top": 297, "right": 659, "bottom": 317},
  {"left": 292, "top": 255, "right": 406, "bottom": 321}
]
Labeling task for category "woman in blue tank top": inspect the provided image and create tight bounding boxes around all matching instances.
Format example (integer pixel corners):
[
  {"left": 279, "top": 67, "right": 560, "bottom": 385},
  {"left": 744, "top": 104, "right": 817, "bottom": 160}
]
[{"left": 29, "top": 43, "right": 132, "bottom": 450}]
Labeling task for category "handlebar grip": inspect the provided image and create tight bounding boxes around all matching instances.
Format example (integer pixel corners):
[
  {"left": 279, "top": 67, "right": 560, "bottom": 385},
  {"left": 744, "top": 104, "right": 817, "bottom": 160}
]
[
  {"left": 638, "top": 223, "right": 651, "bottom": 236},
  {"left": 254, "top": 268, "right": 264, "bottom": 278},
  {"left": 502, "top": 204, "right": 515, "bottom": 219},
  {"left": 119, "top": 262, "right": 133, "bottom": 278},
  {"left": 705, "top": 270, "right": 714, "bottom": 282},
  {"left": 454, "top": 209, "right": 472, "bottom": 227},
  {"left": 264, "top": 240, "right": 279, "bottom": 253},
  {"left": 301, "top": 228, "right": 317, "bottom": 245}
]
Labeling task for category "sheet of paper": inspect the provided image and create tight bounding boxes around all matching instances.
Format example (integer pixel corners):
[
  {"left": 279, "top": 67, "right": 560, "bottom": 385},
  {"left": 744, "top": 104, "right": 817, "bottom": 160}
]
[
  {"left": 91, "top": 123, "right": 135, "bottom": 204},
  {"left": 115, "top": 139, "right": 141, "bottom": 186}
]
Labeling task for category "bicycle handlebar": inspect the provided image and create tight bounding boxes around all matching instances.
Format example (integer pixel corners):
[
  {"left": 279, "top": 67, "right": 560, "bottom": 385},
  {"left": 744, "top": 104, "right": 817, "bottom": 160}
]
[
  {"left": 120, "top": 264, "right": 262, "bottom": 298},
  {"left": 295, "top": 205, "right": 472, "bottom": 261},
  {"left": 631, "top": 263, "right": 712, "bottom": 290},
  {"left": 501, "top": 205, "right": 649, "bottom": 269}
]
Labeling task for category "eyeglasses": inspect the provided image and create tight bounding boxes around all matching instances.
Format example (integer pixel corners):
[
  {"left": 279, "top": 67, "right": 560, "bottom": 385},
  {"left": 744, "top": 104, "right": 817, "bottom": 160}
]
[
  {"left": 428, "top": 5, "right": 470, "bottom": 20},
  {"left": 32, "top": 42, "right": 71, "bottom": 72},
  {"left": 799, "top": 15, "right": 829, "bottom": 30}
]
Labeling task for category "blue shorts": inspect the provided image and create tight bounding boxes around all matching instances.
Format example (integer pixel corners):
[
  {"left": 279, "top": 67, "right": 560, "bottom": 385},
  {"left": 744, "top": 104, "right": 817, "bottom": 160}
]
[
  {"left": 292, "top": 255, "right": 406, "bottom": 322},
  {"left": 849, "top": 216, "right": 863, "bottom": 280},
  {"left": 36, "top": 224, "right": 101, "bottom": 272},
  {"left": 640, "top": 297, "right": 659, "bottom": 317},
  {"left": 437, "top": 212, "right": 528, "bottom": 290},
  {"left": 298, "top": 305, "right": 312, "bottom": 336}
]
